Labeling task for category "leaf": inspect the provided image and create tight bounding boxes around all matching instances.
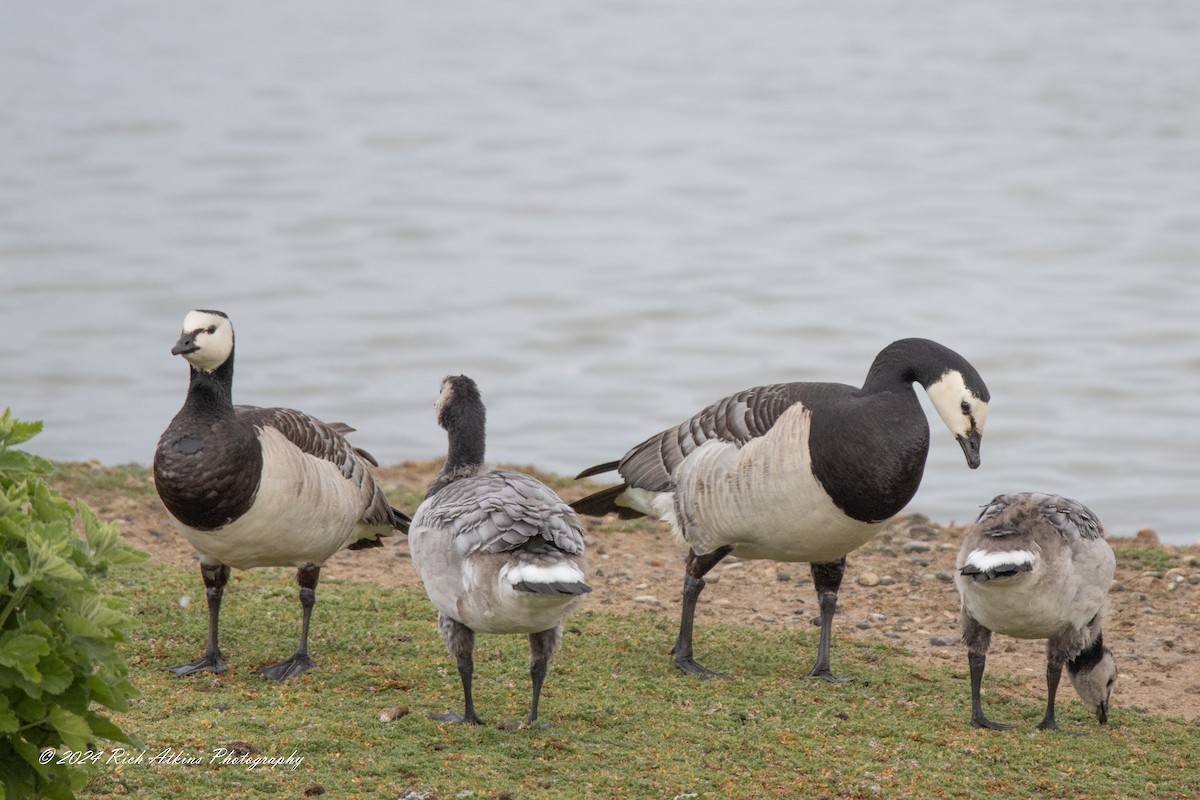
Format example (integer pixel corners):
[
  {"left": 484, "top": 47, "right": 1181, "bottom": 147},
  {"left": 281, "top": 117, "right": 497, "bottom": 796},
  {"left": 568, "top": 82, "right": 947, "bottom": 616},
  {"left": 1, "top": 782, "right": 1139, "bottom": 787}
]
[
  {"left": 0, "top": 413, "right": 43, "bottom": 447},
  {"left": 48, "top": 707, "right": 90, "bottom": 751},
  {"left": 86, "top": 710, "right": 138, "bottom": 746},
  {"left": 0, "top": 632, "right": 51, "bottom": 681},
  {"left": 0, "top": 700, "right": 18, "bottom": 733}
]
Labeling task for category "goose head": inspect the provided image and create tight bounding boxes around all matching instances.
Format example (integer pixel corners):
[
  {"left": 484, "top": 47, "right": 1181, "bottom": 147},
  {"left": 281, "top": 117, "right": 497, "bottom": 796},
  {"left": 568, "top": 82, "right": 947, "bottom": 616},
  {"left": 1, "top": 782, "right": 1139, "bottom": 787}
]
[
  {"left": 172, "top": 309, "right": 234, "bottom": 374},
  {"left": 925, "top": 369, "right": 989, "bottom": 469},
  {"left": 1068, "top": 645, "right": 1117, "bottom": 724}
]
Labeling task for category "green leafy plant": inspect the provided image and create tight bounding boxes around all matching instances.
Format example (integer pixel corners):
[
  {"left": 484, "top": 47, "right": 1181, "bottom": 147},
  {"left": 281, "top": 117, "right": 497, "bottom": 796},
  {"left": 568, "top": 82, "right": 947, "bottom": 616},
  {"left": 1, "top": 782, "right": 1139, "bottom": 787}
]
[{"left": 0, "top": 410, "right": 148, "bottom": 800}]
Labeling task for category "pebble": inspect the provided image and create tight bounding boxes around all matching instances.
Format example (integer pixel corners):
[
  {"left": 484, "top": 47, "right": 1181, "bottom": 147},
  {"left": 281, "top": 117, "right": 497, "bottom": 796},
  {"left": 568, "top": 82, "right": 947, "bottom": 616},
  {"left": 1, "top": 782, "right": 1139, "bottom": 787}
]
[
  {"left": 721, "top": 562, "right": 745, "bottom": 571},
  {"left": 857, "top": 572, "right": 881, "bottom": 587},
  {"left": 776, "top": 569, "right": 792, "bottom": 582},
  {"left": 929, "top": 636, "right": 959, "bottom": 647},
  {"left": 910, "top": 557, "right": 930, "bottom": 567},
  {"left": 936, "top": 572, "right": 955, "bottom": 583},
  {"left": 758, "top": 614, "right": 777, "bottom": 623},
  {"left": 878, "top": 576, "right": 896, "bottom": 586},
  {"left": 902, "top": 541, "right": 932, "bottom": 553},
  {"left": 633, "top": 595, "right": 660, "bottom": 605},
  {"left": 856, "top": 620, "right": 872, "bottom": 630},
  {"left": 869, "top": 613, "right": 887, "bottom": 621}
]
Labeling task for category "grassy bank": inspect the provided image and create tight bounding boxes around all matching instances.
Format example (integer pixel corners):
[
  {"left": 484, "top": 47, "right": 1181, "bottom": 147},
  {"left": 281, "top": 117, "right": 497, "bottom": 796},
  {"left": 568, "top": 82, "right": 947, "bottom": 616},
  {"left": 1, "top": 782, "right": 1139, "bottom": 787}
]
[{"left": 70, "top": 560, "right": 1197, "bottom": 800}]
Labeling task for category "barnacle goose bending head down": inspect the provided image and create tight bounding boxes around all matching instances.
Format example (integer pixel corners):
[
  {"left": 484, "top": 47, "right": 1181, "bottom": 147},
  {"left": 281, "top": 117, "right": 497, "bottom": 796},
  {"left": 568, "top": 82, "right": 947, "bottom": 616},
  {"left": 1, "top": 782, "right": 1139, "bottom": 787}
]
[
  {"left": 409, "top": 376, "right": 591, "bottom": 727},
  {"left": 572, "top": 338, "right": 989, "bottom": 681},
  {"left": 153, "top": 309, "right": 410, "bottom": 681},
  {"left": 956, "top": 492, "right": 1117, "bottom": 733}
]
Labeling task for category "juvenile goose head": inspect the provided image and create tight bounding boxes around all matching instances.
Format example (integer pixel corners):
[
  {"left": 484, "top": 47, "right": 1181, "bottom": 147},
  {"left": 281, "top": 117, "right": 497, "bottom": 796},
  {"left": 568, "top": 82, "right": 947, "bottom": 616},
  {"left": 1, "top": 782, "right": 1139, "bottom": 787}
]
[
  {"left": 1068, "top": 636, "right": 1117, "bottom": 724},
  {"left": 172, "top": 309, "right": 235, "bottom": 374}
]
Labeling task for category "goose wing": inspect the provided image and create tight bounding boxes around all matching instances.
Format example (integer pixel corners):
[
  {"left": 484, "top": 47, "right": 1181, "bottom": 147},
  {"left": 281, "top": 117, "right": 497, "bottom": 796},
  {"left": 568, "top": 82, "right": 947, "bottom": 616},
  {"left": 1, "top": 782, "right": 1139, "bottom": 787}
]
[
  {"left": 614, "top": 382, "right": 817, "bottom": 491},
  {"left": 977, "top": 492, "right": 1104, "bottom": 542},
  {"left": 419, "top": 470, "right": 585, "bottom": 558},
  {"left": 236, "top": 406, "right": 407, "bottom": 531}
]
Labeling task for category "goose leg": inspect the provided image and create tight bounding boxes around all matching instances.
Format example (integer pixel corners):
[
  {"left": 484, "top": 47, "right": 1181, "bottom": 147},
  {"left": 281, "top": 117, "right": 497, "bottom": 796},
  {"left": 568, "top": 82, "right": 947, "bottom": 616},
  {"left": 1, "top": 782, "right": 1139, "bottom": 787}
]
[
  {"left": 526, "top": 626, "right": 562, "bottom": 728},
  {"left": 166, "top": 562, "right": 230, "bottom": 676},
  {"left": 431, "top": 614, "right": 484, "bottom": 725},
  {"left": 1037, "top": 654, "right": 1083, "bottom": 734},
  {"left": 806, "top": 557, "right": 849, "bottom": 682},
  {"left": 672, "top": 546, "right": 733, "bottom": 678},
  {"left": 968, "top": 650, "right": 1015, "bottom": 730},
  {"left": 260, "top": 565, "right": 320, "bottom": 681}
]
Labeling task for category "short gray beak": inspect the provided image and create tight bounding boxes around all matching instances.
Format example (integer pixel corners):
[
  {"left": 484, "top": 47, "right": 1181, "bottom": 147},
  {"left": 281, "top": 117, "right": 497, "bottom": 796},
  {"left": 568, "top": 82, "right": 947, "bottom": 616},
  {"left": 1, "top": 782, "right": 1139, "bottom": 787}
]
[
  {"left": 171, "top": 331, "right": 199, "bottom": 356},
  {"left": 957, "top": 431, "right": 982, "bottom": 470}
]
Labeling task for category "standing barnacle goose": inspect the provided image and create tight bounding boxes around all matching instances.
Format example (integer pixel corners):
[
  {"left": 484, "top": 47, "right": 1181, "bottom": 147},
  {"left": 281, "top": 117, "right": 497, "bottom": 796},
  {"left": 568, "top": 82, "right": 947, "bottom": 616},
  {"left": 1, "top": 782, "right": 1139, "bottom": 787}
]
[
  {"left": 956, "top": 492, "right": 1116, "bottom": 732},
  {"left": 153, "top": 309, "right": 410, "bottom": 681},
  {"left": 409, "top": 375, "right": 591, "bottom": 727},
  {"left": 572, "top": 338, "right": 989, "bottom": 681}
]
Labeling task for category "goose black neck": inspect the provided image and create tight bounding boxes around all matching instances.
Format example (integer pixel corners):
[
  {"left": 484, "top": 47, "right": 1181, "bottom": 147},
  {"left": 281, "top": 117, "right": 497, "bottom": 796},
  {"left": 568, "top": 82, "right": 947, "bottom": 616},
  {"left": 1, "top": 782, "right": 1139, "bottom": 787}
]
[
  {"left": 429, "top": 393, "right": 486, "bottom": 496},
  {"left": 183, "top": 355, "right": 236, "bottom": 419},
  {"left": 860, "top": 338, "right": 959, "bottom": 394},
  {"left": 1067, "top": 632, "right": 1107, "bottom": 675}
]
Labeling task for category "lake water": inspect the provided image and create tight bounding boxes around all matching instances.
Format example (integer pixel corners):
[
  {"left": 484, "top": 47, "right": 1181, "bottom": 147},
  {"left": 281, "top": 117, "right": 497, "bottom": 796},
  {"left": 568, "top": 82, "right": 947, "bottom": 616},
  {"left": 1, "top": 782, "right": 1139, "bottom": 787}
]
[{"left": 3, "top": 1, "right": 1198, "bottom": 543}]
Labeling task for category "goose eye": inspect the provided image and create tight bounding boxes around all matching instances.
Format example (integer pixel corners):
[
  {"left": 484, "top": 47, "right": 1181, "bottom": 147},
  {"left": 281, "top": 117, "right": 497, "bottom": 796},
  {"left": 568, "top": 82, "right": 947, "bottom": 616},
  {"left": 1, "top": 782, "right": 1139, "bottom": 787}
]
[
  {"left": 960, "top": 400, "right": 970, "bottom": 414},
  {"left": 206, "top": 325, "right": 217, "bottom": 334}
]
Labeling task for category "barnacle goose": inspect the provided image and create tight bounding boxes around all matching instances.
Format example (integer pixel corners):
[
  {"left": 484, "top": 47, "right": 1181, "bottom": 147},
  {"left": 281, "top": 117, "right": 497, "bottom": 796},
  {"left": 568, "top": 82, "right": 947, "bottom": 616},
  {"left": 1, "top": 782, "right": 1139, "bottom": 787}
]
[
  {"left": 409, "top": 375, "right": 591, "bottom": 726},
  {"left": 153, "top": 309, "right": 410, "bottom": 681},
  {"left": 572, "top": 338, "right": 989, "bottom": 680},
  {"left": 956, "top": 492, "right": 1116, "bottom": 732}
]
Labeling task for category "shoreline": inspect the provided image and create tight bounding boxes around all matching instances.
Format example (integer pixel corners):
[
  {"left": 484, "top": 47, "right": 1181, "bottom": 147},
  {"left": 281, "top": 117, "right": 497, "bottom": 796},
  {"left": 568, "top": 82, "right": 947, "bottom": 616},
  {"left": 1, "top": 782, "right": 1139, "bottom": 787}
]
[{"left": 50, "top": 459, "right": 1200, "bottom": 722}]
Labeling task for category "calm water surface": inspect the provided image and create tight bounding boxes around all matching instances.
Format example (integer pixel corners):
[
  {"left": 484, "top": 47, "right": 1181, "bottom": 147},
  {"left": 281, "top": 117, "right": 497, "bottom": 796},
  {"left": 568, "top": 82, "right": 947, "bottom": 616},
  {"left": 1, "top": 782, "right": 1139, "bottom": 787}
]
[{"left": 2, "top": 1, "right": 1198, "bottom": 542}]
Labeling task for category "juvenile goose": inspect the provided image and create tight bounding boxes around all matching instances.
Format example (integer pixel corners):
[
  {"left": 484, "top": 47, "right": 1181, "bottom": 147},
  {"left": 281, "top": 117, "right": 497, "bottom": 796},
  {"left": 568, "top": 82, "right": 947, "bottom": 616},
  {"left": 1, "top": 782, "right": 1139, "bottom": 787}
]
[
  {"left": 572, "top": 338, "right": 989, "bottom": 680},
  {"left": 956, "top": 492, "right": 1116, "bottom": 732},
  {"left": 409, "top": 375, "right": 591, "bottom": 726},
  {"left": 153, "top": 309, "right": 410, "bottom": 681}
]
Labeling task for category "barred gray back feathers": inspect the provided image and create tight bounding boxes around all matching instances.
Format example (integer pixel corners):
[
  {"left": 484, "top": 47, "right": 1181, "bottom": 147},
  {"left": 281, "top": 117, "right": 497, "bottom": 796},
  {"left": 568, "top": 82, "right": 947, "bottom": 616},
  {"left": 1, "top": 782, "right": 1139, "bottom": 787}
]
[
  {"left": 420, "top": 470, "right": 586, "bottom": 558},
  {"left": 977, "top": 493, "right": 1104, "bottom": 543}
]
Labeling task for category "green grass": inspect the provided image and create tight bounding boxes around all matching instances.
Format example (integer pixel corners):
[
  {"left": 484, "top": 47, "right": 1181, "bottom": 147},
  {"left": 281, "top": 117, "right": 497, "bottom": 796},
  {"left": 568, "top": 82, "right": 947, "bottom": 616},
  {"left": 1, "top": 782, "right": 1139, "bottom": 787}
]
[
  {"left": 1113, "top": 547, "right": 1178, "bottom": 573},
  {"left": 70, "top": 563, "right": 1199, "bottom": 800}
]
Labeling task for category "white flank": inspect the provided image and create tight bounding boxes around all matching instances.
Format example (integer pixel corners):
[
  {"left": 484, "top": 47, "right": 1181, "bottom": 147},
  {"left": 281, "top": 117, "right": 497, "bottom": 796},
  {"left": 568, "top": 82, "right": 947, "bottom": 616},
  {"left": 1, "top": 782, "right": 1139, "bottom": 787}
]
[
  {"left": 500, "top": 562, "right": 585, "bottom": 587},
  {"left": 674, "top": 404, "right": 881, "bottom": 563},
  {"left": 962, "top": 548, "right": 1036, "bottom": 573}
]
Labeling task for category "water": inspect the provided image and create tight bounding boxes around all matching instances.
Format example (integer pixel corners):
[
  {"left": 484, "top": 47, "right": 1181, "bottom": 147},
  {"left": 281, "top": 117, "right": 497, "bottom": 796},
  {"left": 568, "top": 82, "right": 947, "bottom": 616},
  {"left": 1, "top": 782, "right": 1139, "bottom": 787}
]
[{"left": 2, "top": 1, "right": 1198, "bottom": 543}]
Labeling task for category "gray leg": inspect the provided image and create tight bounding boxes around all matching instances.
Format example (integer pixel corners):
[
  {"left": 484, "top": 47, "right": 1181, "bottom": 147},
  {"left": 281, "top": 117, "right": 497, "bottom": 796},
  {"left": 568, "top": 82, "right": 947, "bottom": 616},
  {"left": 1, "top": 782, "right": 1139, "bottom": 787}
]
[
  {"left": 806, "top": 558, "right": 848, "bottom": 682},
  {"left": 166, "top": 563, "right": 230, "bottom": 676},
  {"left": 963, "top": 618, "right": 1013, "bottom": 730},
  {"left": 1038, "top": 646, "right": 1085, "bottom": 735},
  {"left": 672, "top": 546, "right": 733, "bottom": 678},
  {"left": 527, "top": 626, "right": 562, "bottom": 726},
  {"left": 260, "top": 564, "right": 320, "bottom": 681},
  {"left": 431, "top": 614, "right": 483, "bottom": 725}
]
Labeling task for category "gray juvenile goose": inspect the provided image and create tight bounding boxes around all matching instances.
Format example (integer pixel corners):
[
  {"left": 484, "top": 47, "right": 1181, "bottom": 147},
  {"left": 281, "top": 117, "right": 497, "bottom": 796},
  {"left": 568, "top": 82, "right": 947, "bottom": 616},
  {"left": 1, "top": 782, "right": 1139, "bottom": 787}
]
[
  {"left": 409, "top": 375, "right": 591, "bottom": 726},
  {"left": 154, "top": 309, "right": 410, "bottom": 681},
  {"left": 956, "top": 492, "right": 1116, "bottom": 732},
  {"left": 572, "top": 338, "right": 989, "bottom": 681}
]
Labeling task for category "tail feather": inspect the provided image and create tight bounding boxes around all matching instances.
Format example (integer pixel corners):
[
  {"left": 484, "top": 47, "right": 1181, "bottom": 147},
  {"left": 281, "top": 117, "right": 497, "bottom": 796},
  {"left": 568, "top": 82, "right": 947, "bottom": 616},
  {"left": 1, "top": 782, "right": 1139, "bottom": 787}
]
[
  {"left": 514, "top": 580, "right": 594, "bottom": 596},
  {"left": 575, "top": 460, "right": 620, "bottom": 480},
  {"left": 960, "top": 561, "right": 1034, "bottom": 582},
  {"left": 391, "top": 506, "right": 412, "bottom": 534},
  {"left": 959, "top": 548, "right": 1036, "bottom": 582},
  {"left": 570, "top": 483, "right": 644, "bottom": 519}
]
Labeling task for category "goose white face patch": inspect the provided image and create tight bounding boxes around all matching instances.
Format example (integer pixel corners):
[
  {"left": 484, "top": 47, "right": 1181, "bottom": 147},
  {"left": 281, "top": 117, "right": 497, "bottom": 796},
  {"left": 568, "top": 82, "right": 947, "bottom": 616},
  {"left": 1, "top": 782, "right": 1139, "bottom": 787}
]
[
  {"left": 180, "top": 310, "right": 234, "bottom": 373},
  {"left": 927, "top": 370, "right": 989, "bottom": 439}
]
